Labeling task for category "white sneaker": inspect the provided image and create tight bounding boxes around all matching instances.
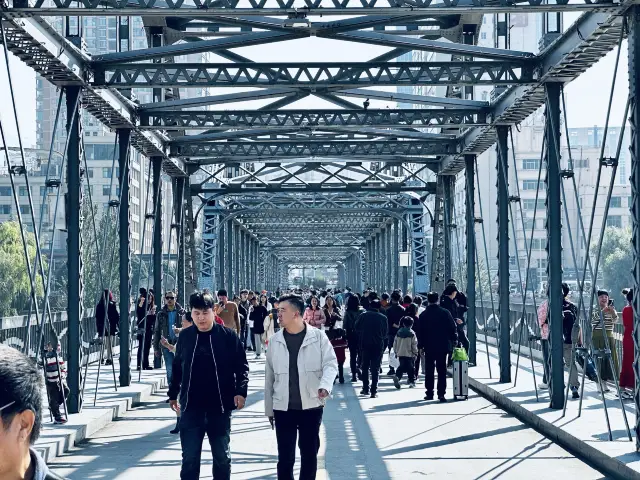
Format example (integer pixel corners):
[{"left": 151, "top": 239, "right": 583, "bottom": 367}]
[{"left": 538, "top": 382, "right": 549, "bottom": 390}]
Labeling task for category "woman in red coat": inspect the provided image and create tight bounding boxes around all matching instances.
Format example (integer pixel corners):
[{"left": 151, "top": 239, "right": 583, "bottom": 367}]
[
  {"left": 620, "top": 289, "right": 635, "bottom": 395},
  {"left": 324, "top": 296, "right": 347, "bottom": 383}
]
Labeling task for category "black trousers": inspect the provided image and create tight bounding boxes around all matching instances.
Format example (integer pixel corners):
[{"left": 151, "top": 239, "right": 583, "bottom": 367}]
[
  {"left": 361, "top": 347, "right": 383, "bottom": 394},
  {"left": 347, "top": 337, "right": 361, "bottom": 378},
  {"left": 137, "top": 332, "right": 152, "bottom": 368},
  {"left": 273, "top": 408, "right": 323, "bottom": 480},
  {"left": 424, "top": 352, "right": 448, "bottom": 397},
  {"left": 395, "top": 356, "right": 415, "bottom": 383},
  {"left": 180, "top": 409, "right": 231, "bottom": 480},
  {"left": 46, "top": 381, "right": 69, "bottom": 419}
]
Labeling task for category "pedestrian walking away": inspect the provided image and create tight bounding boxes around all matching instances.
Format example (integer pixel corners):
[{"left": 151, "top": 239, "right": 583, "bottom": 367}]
[
  {"left": 561, "top": 283, "right": 581, "bottom": 399},
  {"left": 95, "top": 289, "right": 119, "bottom": 365},
  {"left": 393, "top": 316, "right": 419, "bottom": 389},
  {"left": 385, "top": 291, "right": 405, "bottom": 375},
  {"left": 355, "top": 298, "right": 388, "bottom": 398},
  {"left": 168, "top": 290, "right": 249, "bottom": 480},
  {"left": 418, "top": 292, "right": 457, "bottom": 402},
  {"left": 249, "top": 296, "right": 269, "bottom": 358},
  {"left": 265, "top": 294, "right": 338, "bottom": 480},
  {"left": 620, "top": 288, "right": 635, "bottom": 397},
  {"left": 343, "top": 294, "right": 364, "bottom": 382}
]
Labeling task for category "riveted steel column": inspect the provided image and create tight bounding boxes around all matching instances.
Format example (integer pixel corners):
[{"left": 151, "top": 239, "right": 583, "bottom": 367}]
[
  {"left": 152, "top": 157, "right": 163, "bottom": 301},
  {"left": 226, "top": 219, "right": 233, "bottom": 294},
  {"left": 243, "top": 231, "right": 250, "bottom": 291},
  {"left": 372, "top": 234, "right": 377, "bottom": 291},
  {"left": 443, "top": 176, "right": 454, "bottom": 284},
  {"left": 253, "top": 240, "right": 259, "bottom": 290},
  {"left": 385, "top": 223, "right": 392, "bottom": 292},
  {"left": 65, "top": 86, "right": 83, "bottom": 413},
  {"left": 496, "top": 126, "right": 511, "bottom": 383},
  {"left": 381, "top": 227, "right": 388, "bottom": 292},
  {"left": 219, "top": 220, "right": 226, "bottom": 292},
  {"left": 465, "top": 155, "right": 477, "bottom": 365},
  {"left": 629, "top": 6, "right": 640, "bottom": 449},
  {"left": 545, "top": 82, "right": 565, "bottom": 409},
  {"left": 233, "top": 223, "right": 240, "bottom": 296},
  {"left": 175, "top": 178, "right": 185, "bottom": 304},
  {"left": 393, "top": 218, "right": 400, "bottom": 291},
  {"left": 118, "top": 129, "right": 131, "bottom": 387},
  {"left": 402, "top": 219, "right": 409, "bottom": 294}
]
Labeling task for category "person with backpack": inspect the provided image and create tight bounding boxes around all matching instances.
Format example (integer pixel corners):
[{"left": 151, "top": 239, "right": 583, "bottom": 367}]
[{"left": 392, "top": 316, "right": 419, "bottom": 389}]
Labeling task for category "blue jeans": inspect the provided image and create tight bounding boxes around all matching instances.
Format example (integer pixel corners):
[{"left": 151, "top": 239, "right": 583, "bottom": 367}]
[
  {"left": 180, "top": 409, "right": 231, "bottom": 480},
  {"left": 162, "top": 348, "right": 175, "bottom": 385}
]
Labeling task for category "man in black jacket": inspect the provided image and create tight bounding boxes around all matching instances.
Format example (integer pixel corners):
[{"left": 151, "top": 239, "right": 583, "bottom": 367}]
[
  {"left": 169, "top": 290, "right": 249, "bottom": 480},
  {"left": 418, "top": 292, "right": 457, "bottom": 402},
  {"left": 355, "top": 299, "right": 388, "bottom": 398},
  {"left": 385, "top": 291, "right": 405, "bottom": 375},
  {"left": 441, "top": 282, "right": 470, "bottom": 361}
]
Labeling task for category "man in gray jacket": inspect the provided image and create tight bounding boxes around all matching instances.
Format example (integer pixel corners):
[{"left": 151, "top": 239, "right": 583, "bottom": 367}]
[{"left": 265, "top": 294, "right": 338, "bottom": 480}]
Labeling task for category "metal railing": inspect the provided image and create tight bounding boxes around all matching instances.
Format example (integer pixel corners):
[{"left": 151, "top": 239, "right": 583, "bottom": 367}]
[{"left": 475, "top": 301, "right": 625, "bottom": 374}]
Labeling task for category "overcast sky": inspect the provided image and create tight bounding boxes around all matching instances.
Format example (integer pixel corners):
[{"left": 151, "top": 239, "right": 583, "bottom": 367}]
[{"left": 0, "top": 12, "right": 629, "bottom": 148}]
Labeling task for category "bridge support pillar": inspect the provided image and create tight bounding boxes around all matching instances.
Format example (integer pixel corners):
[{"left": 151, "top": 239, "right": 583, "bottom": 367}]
[
  {"left": 443, "top": 175, "right": 454, "bottom": 285},
  {"left": 401, "top": 220, "right": 409, "bottom": 295},
  {"left": 174, "top": 178, "right": 186, "bottom": 305},
  {"left": 496, "top": 125, "right": 511, "bottom": 383},
  {"left": 465, "top": 154, "right": 477, "bottom": 366},
  {"left": 628, "top": 5, "right": 640, "bottom": 449},
  {"left": 118, "top": 129, "right": 131, "bottom": 387},
  {"left": 385, "top": 223, "right": 392, "bottom": 293},
  {"left": 152, "top": 157, "right": 163, "bottom": 303},
  {"left": 410, "top": 198, "right": 429, "bottom": 297},
  {"left": 393, "top": 218, "right": 400, "bottom": 291},
  {"left": 65, "top": 86, "right": 83, "bottom": 414},
  {"left": 545, "top": 82, "right": 565, "bottom": 409},
  {"left": 226, "top": 219, "right": 233, "bottom": 294},
  {"left": 234, "top": 223, "right": 240, "bottom": 296},
  {"left": 201, "top": 203, "right": 218, "bottom": 293}
]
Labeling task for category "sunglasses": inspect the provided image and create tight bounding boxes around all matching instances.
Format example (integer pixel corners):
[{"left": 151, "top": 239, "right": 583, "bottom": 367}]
[
  {"left": 165, "top": 297, "right": 175, "bottom": 300},
  {"left": 0, "top": 401, "right": 16, "bottom": 413}
]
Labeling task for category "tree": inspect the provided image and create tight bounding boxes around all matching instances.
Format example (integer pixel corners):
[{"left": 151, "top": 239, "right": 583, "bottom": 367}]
[
  {"left": 598, "top": 227, "right": 633, "bottom": 307},
  {"left": 0, "top": 221, "right": 47, "bottom": 316}
]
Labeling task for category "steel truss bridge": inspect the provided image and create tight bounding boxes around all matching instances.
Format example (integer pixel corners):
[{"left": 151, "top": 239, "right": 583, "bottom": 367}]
[{"left": 2, "top": 0, "right": 640, "bottom": 451}]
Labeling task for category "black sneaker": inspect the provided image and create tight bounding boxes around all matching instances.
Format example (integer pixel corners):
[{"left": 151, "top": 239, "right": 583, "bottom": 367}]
[
  {"left": 387, "top": 369, "right": 395, "bottom": 376},
  {"left": 424, "top": 394, "right": 434, "bottom": 401},
  {"left": 53, "top": 417, "right": 67, "bottom": 425},
  {"left": 438, "top": 396, "right": 447, "bottom": 403},
  {"left": 351, "top": 376, "right": 358, "bottom": 382},
  {"left": 370, "top": 392, "right": 378, "bottom": 398},
  {"left": 360, "top": 389, "right": 370, "bottom": 396},
  {"left": 571, "top": 388, "right": 580, "bottom": 399},
  {"left": 392, "top": 376, "right": 401, "bottom": 389}
]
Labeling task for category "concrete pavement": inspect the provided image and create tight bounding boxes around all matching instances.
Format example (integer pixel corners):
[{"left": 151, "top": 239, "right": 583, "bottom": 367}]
[{"left": 49, "top": 354, "right": 609, "bottom": 479}]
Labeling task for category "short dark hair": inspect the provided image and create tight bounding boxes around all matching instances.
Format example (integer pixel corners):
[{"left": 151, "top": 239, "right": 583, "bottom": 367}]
[
  {"left": 446, "top": 278, "right": 456, "bottom": 285},
  {"left": 184, "top": 311, "right": 193, "bottom": 323},
  {"left": 413, "top": 296, "right": 423, "bottom": 306},
  {"left": 279, "top": 294, "right": 305, "bottom": 316},
  {"left": 217, "top": 289, "right": 228, "bottom": 297},
  {"left": 369, "top": 299, "right": 382, "bottom": 310},
  {"left": 240, "top": 289, "right": 249, "bottom": 295},
  {"left": 597, "top": 289, "right": 609, "bottom": 297},
  {"left": 427, "top": 292, "right": 440, "bottom": 304},
  {"left": 561, "top": 282, "right": 570, "bottom": 297},
  {"left": 190, "top": 290, "right": 215, "bottom": 310},
  {"left": 405, "top": 303, "right": 418, "bottom": 317},
  {"left": 381, "top": 293, "right": 390, "bottom": 301},
  {"left": 368, "top": 291, "right": 378, "bottom": 301},
  {"left": 0, "top": 345, "right": 42, "bottom": 444},
  {"left": 401, "top": 316, "right": 414, "bottom": 328},
  {"left": 403, "top": 295, "right": 412, "bottom": 305},
  {"left": 390, "top": 291, "right": 401, "bottom": 302},
  {"left": 443, "top": 285, "right": 458, "bottom": 296}
]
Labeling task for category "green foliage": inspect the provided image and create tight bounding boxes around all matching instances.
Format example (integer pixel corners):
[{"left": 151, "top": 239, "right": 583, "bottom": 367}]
[
  {"left": 598, "top": 227, "right": 632, "bottom": 307},
  {"left": 0, "top": 221, "right": 47, "bottom": 316}
]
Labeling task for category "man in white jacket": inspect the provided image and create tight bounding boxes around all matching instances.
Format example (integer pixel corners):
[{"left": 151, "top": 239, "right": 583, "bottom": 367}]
[{"left": 265, "top": 294, "right": 338, "bottom": 480}]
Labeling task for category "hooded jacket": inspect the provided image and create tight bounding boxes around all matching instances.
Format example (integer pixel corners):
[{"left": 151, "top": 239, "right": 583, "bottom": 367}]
[{"left": 393, "top": 327, "right": 418, "bottom": 358}]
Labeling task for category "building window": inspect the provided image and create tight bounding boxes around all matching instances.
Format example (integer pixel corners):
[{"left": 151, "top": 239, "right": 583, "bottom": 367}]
[
  {"left": 480, "top": 32, "right": 487, "bottom": 39},
  {"left": 522, "top": 158, "right": 540, "bottom": 170},
  {"left": 19, "top": 186, "right": 29, "bottom": 197},
  {"left": 573, "top": 159, "right": 589, "bottom": 169},
  {"left": 87, "top": 168, "right": 94, "bottom": 178},
  {"left": 509, "top": 256, "right": 516, "bottom": 266},
  {"left": 606, "top": 215, "right": 622, "bottom": 228},
  {"left": 522, "top": 199, "right": 545, "bottom": 211},
  {"left": 103, "top": 185, "right": 111, "bottom": 196},
  {"left": 0, "top": 205, "right": 10, "bottom": 214},
  {"left": 531, "top": 238, "right": 546, "bottom": 249},
  {"left": 610, "top": 196, "right": 622, "bottom": 208},
  {"left": 103, "top": 167, "right": 112, "bottom": 179},
  {"left": 522, "top": 180, "right": 540, "bottom": 191},
  {"left": 19, "top": 205, "right": 30, "bottom": 215}
]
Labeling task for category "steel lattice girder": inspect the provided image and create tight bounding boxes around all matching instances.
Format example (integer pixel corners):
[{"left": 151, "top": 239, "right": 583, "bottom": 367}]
[
  {"left": 173, "top": 140, "right": 457, "bottom": 159},
  {"left": 140, "top": 108, "right": 489, "bottom": 130},
  {"left": 0, "top": 15, "right": 185, "bottom": 176},
  {"left": 5, "top": 0, "right": 620, "bottom": 17},
  {"left": 91, "top": 61, "right": 535, "bottom": 89},
  {"left": 440, "top": 10, "right": 625, "bottom": 174}
]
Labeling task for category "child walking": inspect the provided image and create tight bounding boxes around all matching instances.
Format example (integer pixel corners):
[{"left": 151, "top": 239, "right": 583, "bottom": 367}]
[{"left": 393, "top": 316, "right": 419, "bottom": 389}]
